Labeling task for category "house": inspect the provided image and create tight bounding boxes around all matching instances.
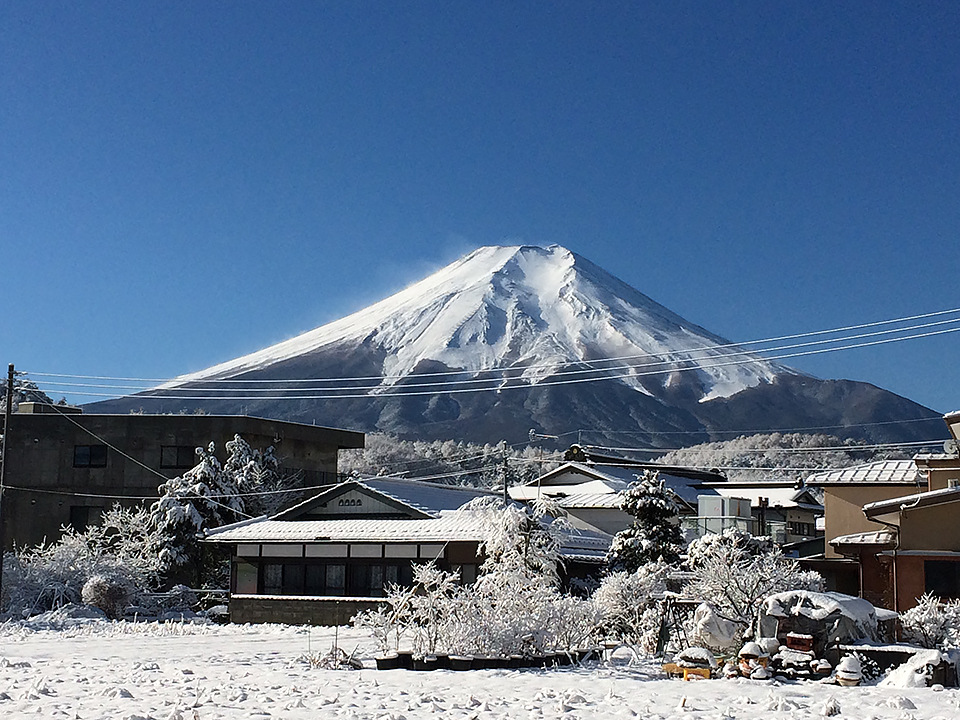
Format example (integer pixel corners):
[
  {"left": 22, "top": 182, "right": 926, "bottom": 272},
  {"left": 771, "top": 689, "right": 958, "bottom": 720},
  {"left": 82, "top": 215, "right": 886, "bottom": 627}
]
[
  {"left": 205, "top": 477, "right": 612, "bottom": 625},
  {"left": 699, "top": 481, "right": 824, "bottom": 547},
  {"left": 509, "top": 460, "right": 724, "bottom": 535},
  {"left": 803, "top": 459, "right": 924, "bottom": 601},
  {"left": 859, "top": 484, "right": 960, "bottom": 611},
  {"left": 802, "top": 410, "right": 960, "bottom": 610},
  {"left": 0, "top": 402, "right": 364, "bottom": 549}
]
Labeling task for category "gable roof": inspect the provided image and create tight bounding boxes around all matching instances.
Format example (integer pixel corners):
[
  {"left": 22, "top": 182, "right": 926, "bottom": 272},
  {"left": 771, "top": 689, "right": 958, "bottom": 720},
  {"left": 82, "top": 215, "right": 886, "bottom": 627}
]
[
  {"left": 519, "top": 461, "right": 715, "bottom": 509},
  {"left": 805, "top": 460, "right": 921, "bottom": 487},
  {"left": 275, "top": 477, "right": 499, "bottom": 520}
]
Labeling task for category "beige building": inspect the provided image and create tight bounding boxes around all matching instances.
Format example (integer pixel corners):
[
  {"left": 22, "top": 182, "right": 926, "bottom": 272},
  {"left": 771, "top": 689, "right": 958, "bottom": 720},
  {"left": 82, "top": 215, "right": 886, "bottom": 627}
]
[{"left": 803, "top": 411, "right": 960, "bottom": 611}]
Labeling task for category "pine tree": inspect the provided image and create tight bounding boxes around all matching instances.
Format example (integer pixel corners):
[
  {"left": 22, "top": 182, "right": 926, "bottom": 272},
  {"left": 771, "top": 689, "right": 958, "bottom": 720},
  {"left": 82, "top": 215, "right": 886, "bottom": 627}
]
[
  {"left": 607, "top": 470, "right": 684, "bottom": 571},
  {"left": 150, "top": 442, "right": 241, "bottom": 577}
]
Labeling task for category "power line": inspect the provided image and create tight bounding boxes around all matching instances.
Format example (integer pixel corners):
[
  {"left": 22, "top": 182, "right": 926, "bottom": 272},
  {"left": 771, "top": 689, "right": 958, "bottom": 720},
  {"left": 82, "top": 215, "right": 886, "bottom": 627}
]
[
  {"left": 26, "top": 324, "right": 960, "bottom": 400},
  {"left": 28, "top": 305, "right": 960, "bottom": 386},
  {"left": 31, "top": 311, "right": 960, "bottom": 392},
  {"left": 583, "top": 438, "right": 945, "bottom": 455}
]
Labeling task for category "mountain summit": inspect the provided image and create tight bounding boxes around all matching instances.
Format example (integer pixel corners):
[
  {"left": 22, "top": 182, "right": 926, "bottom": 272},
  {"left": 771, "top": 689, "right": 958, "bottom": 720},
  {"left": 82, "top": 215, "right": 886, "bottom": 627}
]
[{"left": 91, "top": 245, "right": 942, "bottom": 446}]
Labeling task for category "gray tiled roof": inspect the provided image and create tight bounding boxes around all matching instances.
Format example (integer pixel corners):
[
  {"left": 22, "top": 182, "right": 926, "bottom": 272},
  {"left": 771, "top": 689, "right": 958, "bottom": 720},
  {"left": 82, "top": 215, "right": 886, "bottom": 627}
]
[
  {"left": 206, "top": 510, "right": 612, "bottom": 556},
  {"left": 360, "top": 477, "right": 499, "bottom": 517},
  {"left": 805, "top": 460, "right": 920, "bottom": 486}
]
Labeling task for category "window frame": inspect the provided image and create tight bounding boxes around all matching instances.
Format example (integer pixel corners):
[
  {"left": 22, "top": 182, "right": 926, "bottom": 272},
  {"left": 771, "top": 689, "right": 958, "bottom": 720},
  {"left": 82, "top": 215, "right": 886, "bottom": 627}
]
[{"left": 73, "top": 444, "right": 108, "bottom": 468}]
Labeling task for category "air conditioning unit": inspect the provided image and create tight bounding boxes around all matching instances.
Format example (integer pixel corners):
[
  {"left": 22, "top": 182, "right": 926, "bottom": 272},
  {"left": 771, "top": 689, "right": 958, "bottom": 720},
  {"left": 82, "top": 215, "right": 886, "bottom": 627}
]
[{"left": 948, "top": 478, "right": 960, "bottom": 489}]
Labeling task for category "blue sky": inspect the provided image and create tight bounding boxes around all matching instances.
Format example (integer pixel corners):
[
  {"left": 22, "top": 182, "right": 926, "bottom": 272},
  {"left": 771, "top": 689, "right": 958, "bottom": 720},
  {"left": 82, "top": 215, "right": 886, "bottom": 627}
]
[{"left": 2, "top": 2, "right": 959, "bottom": 414}]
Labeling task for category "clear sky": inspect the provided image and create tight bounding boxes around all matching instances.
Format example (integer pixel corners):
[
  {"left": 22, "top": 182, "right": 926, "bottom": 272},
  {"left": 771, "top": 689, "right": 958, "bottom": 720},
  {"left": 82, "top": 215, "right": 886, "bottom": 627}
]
[{"left": 2, "top": 2, "right": 958, "bottom": 414}]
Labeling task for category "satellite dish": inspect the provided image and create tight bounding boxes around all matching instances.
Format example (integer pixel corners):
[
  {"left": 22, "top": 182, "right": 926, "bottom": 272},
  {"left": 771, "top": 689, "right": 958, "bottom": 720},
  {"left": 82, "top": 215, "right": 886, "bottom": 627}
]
[{"left": 945, "top": 439, "right": 959, "bottom": 456}]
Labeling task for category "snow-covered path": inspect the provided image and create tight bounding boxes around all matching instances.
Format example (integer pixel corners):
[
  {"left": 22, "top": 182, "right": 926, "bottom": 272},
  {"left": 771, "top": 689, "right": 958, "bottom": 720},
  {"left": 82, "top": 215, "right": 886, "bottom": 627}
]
[{"left": 1, "top": 622, "right": 958, "bottom": 720}]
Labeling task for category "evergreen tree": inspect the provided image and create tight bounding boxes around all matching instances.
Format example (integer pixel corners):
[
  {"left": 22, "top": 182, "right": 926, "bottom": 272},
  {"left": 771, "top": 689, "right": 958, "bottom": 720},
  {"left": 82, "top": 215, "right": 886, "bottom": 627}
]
[
  {"left": 150, "top": 442, "right": 241, "bottom": 579},
  {"left": 607, "top": 470, "right": 684, "bottom": 571}
]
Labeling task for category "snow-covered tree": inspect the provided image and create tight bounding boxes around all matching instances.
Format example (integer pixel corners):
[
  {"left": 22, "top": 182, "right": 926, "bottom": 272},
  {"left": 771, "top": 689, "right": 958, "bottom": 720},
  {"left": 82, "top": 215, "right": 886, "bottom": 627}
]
[
  {"left": 684, "top": 528, "right": 823, "bottom": 649},
  {"left": 657, "top": 432, "right": 907, "bottom": 485},
  {"left": 150, "top": 442, "right": 242, "bottom": 576},
  {"left": 900, "top": 593, "right": 960, "bottom": 649},
  {"left": 338, "top": 432, "right": 556, "bottom": 488},
  {"left": 0, "top": 371, "right": 59, "bottom": 411},
  {"left": 2, "top": 505, "right": 165, "bottom": 617},
  {"left": 592, "top": 561, "right": 672, "bottom": 655},
  {"left": 607, "top": 470, "right": 684, "bottom": 571},
  {"left": 222, "top": 434, "right": 302, "bottom": 516}
]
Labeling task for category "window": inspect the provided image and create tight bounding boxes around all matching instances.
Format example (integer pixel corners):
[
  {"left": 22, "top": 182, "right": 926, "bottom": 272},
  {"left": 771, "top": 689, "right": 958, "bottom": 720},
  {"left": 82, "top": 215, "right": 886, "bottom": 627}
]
[
  {"left": 263, "top": 564, "right": 283, "bottom": 595},
  {"left": 73, "top": 445, "right": 107, "bottom": 468},
  {"left": 160, "top": 445, "right": 197, "bottom": 469},
  {"left": 925, "top": 560, "right": 960, "bottom": 599},
  {"left": 262, "top": 562, "right": 410, "bottom": 597},
  {"left": 236, "top": 562, "right": 258, "bottom": 594}
]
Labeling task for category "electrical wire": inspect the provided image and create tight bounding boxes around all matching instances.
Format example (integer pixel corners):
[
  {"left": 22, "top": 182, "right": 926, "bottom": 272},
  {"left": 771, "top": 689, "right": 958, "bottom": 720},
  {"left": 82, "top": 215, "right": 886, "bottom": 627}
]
[
  {"left": 25, "top": 324, "right": 960, "bottom": 400},
  {"left": 31, "top": 311, "right": 960, "bottom": 393},
  {"left": 27, "top": 306, "right": 960, "bottom": 386}
]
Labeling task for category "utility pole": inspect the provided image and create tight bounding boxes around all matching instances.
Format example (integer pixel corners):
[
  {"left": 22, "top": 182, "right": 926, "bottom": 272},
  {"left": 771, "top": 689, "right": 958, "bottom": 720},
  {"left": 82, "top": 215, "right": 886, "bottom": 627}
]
[
  {"left": 499, "top": 440, "right": 509, "bottom": 506},
  {"left": 0, "top": 363, "right": 14, "bottom": 605}
]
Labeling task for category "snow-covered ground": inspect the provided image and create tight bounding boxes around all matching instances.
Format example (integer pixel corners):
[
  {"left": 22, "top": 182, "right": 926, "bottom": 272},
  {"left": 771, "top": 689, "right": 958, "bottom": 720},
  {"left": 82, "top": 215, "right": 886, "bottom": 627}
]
[{"left": 1, "top": 620, "right": 958, "bottom": 720}]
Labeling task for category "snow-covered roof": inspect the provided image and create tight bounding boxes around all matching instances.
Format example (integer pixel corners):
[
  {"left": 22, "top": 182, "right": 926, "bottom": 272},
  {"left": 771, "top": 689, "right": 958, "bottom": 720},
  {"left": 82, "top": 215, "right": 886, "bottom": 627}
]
[
  {"left": 828, "top": 530, "right": 897, "bottom": 548},
  {"left": 360, "top": 477, "right": 499, "bottom": 516},
  {"left": 709, "top": 484, "right": 822, "bottom": 510},
  {"left": 277, "top": 477, "right": 498, "bottom": 520},
  {"left": 553, "top": 493, "right": 626, "bottom": 509},
  {"left": 805, "top": 460, "right": 920, "bottom": 486},
  {"left": 206, "top": 510, "right": 612, "bottom": 558},
  {"left": 208, "top": 514, "right": 487, "bottom": 543}
]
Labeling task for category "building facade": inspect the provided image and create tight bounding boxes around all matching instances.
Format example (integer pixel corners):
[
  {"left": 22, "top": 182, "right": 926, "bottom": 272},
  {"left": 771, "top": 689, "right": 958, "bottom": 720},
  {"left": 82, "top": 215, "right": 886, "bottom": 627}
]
[{"left": 1, "top": 402, "right": 364, "bottom": 549}]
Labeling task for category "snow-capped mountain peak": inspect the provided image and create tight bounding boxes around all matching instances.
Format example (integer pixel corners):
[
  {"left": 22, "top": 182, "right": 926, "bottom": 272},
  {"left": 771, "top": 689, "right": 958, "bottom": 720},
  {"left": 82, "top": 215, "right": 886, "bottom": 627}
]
[{"left": 169, "top": 244, "right": 782, "bottom": 401}]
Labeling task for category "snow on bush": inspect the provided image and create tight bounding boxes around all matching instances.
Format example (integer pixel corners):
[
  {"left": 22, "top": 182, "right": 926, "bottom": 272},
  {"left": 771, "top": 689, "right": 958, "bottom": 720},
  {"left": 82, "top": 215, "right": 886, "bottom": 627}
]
[
  {"left": 2, "top": 506, "right": 164, "bottom": 618},
  {"left": 899, "top": 593, "right": 960, "bottom": 649},
  {"left": 81, "top": 574, "right": 133, "bottom": 620},
  {"left": 355, "top": 500, "right": 601, "bottom": 658},
  {"left": 592, "top": 562, "right": 671, "bottom": 654},
  {"left": 684, "top": 528, "right": 823, "bottom": 651}
]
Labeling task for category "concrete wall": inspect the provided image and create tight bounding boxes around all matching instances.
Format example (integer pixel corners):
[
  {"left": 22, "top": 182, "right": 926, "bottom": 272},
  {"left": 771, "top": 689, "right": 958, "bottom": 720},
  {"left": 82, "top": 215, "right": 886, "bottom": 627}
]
[
  {"left": 2, "top": 412, "right": 363, "bottom": 549},
  {"left": 230, "top": 595, "right": 384, "bottom": 625}
]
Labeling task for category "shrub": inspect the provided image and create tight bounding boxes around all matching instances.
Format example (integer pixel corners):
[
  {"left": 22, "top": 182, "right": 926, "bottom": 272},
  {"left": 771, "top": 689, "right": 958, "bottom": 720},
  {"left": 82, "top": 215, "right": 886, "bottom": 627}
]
[{"left": 81, "top": 574, "right": 132, "bottom": 620}]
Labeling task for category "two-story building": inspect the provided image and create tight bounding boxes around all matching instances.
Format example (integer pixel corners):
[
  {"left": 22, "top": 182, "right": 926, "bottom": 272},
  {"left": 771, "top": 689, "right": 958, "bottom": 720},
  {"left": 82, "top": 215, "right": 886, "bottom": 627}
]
[{"left": 0, "top": 402, "right": 364, "bottom": 549}]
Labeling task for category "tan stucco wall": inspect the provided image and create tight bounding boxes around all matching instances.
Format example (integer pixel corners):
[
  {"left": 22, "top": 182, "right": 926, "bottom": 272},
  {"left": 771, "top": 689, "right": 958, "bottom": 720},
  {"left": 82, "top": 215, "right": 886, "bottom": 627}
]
[
  {"left": 899, "top": 502, "right": 960, "bottom": 551},
  {"left": 823, "top": 486, "right": 915, "bottom": 558},
  {"left": 915, "top": 461, "right": 960, "bottom": 491}
]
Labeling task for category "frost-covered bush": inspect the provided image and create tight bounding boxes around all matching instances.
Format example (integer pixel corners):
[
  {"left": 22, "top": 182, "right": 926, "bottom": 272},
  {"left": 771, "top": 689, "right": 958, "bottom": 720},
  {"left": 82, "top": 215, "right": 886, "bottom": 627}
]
[
  {"left": 900, "top": 593, "right": 960, "bottom": 649},
  {"left": 2, "top": 506, "right": 163, "bottom": 617},
  {"left": 592, "top": 562, "right": 672, "bottom": 654},
  {"left": 684, "top": 528, "right": 823, "bottom": 650},
  {"left": 607, "top": 471, "right": 684, "bottom": 571},
  {"left": 81, "top": 574, "right": 133, "bottom": 620},
  {"left": 358, "top": 500, "right": 601, "bottom": 658}
]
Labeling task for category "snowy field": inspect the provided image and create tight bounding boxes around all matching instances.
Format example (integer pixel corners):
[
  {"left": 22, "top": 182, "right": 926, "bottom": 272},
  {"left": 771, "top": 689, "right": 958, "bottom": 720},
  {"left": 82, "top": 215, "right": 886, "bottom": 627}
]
[{"left": 1, "top": 620, "right": 958, "bottom": 720}]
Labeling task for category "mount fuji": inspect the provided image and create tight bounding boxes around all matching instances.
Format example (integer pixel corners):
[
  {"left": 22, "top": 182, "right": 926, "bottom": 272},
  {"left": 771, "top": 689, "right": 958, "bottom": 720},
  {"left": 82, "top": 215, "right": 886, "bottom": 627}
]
[{"left": 89, "top": 245, "right": 943, "bottom": 446}]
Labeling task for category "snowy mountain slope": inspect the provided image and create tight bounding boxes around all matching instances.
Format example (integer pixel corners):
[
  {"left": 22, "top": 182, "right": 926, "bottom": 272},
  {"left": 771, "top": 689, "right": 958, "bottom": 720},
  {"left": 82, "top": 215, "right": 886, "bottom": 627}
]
[
  {"left": 165, "top": 245, "right": 785, "bottom": 402},
  {"left": 90, "top": 245, "right": 944, "bottom": 446}
]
